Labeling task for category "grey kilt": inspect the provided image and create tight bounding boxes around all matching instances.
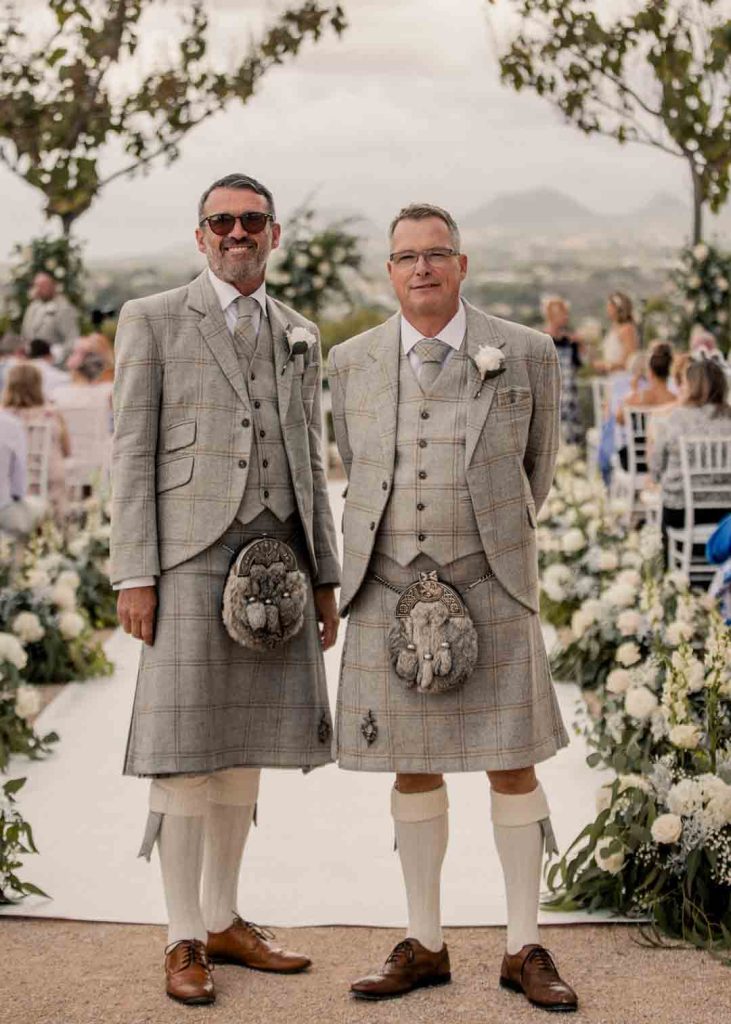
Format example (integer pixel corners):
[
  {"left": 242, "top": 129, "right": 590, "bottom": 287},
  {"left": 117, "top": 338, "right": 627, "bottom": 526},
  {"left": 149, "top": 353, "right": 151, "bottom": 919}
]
[
  {"left": 335, "top": 550, "right": 568, "bottom": 773},
  {"left": 123, "top": 511, "right": 333, "bottom": 777}
]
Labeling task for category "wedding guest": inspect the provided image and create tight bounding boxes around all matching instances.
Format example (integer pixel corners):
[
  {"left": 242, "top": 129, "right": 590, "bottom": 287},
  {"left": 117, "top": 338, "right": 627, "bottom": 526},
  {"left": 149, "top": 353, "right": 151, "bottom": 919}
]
[
  {"left": 615, "top": 342, "right": 675, "bottom": 470},
  {"left": 67, "top": 309, "right": 115, "bottom": 383},
  {"left": 0, "top": 406, "right": 37, "bottom": 536},
  {"left": 0, "top": 331, "right": 23, "bottom": 392},
  {"left": 2, "top": 363, "right": 70, "bottom": 521},
  {"left": 21, "top": 271, "right": 79, "bottom": 365},
  {"left": 26, "top": 338, "right": 71, "bottom": 394},
  {"left": 690, "top": 326, "right": 721, "bottom": 355},
  {"left": 650, "top": 356, "right": 731, "bottom": 565},
  {"left": 542, "top": 295, "right": 584, "bottom": 444},
  {"left": 54, "top": 352, "right": 114, "bottom": 486},
  {"left": 594, "top": 291, "right": 638, "bottom": 374}
]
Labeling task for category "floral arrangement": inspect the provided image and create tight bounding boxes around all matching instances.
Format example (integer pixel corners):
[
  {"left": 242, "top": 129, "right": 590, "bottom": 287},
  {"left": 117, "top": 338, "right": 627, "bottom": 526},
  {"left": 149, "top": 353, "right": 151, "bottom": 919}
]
[
  {"left": 6, "top": 234, "right": 85, "bottom": 330},
  {"left": 0, "top": 635, "right": 59, "bottom": 773},
  {"left": 0, "top": 778, "right": 46, "bottom": 903},
  {"left": 671, "top": 242, "right": 730, "bottom": 355}
]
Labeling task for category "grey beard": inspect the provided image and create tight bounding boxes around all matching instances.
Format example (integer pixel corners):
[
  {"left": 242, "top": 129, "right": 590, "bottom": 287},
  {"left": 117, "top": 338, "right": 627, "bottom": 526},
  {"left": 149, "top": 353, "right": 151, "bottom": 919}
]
[{"left": 209, "top": 247, "right": 267, "bottom": 286}]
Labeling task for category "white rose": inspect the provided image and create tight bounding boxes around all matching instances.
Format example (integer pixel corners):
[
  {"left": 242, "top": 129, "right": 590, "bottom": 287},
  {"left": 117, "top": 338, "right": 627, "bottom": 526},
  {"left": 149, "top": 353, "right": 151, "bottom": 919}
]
[
  {"left": 617, "top": 569, "right": 641, "bottom": 589},
  {"left": 598, "top": 550, "right": 619, "bottom": 572},
  {"left": 666, "top": 570, "right": 690, "bottom": 591},
  {"left": 475, "top": 344, "right": 505, "bottom": 376},
  {"left": 617, "top": 610, "right": 642, "bottom": 637},
  {"left": 67, "top": 536, "right": 88, "bottom": 558},
  {"left": 25, "top": 567, "right": 51, "bottom": 590},
  {"left": 716, "top": 277, "right": 729, "bottom": 291},
  {"left": 669, "top": 723, "right": 702, "bottom": 749},
  {"left": 688, "top": 274, "right": 702, "bottom": 289},
  {"left": 294, "top": 253, "right": 309, "bottom": 268},
  {"left": 57, "top": 569, "right": 80, "bottom": 591},
  {"left": 604, "top": 582, "right": 636, "bottom": 608},
  {"left": 58, "top": 611, "right": 85, "bottom": 639},
  {"left": 624, "top": 685, "right": 658, "bottom": 720},
  {"left": 651, "top": 813, "right": 683, "bottom": 845},
  {"left": 14, "top": 684, "right": 41, "bottom": 721},
  {"left": 542, "top": 564, "right": 572, "bottom": 603},
  {"left": 561, "top": 528, "right": 586, "bottom": 555},
  {"left": 692, "top": 243, "right": 709, "bottom": 261},
  {"left": 11, "top": 612, "right": 45, "bottom": 645},
  {"left": 606, "top": 668, "right": 632, "bottom": 694},
  {"left": 617, "top": 642, "right": 642, "bottom": 667},
  {"left": 570, "top": 607, "right": 595, "bottom": 639},
  {"left": 579, "top": 501, "right": 600, "bottom": 519},
  {"left": 594, "top": 841, "right": 625, "bottom": 875},
  {"left": 620, "top": 551, "right": 643, "bottom": 570},
  {"left": 0, "top": 632, "right": 29, "bottom": 670},
  {"left": 665, "top": 622, "right": 693, "bottom": 647},
  {"left": 667, "top": 778, "right": 703, "bottom": 816},
  {"left": 50, "top": 583, "right": 77, "bottom": 611},
  {"left": 618, "top": 773, "right": 651, "bottom": 794}
]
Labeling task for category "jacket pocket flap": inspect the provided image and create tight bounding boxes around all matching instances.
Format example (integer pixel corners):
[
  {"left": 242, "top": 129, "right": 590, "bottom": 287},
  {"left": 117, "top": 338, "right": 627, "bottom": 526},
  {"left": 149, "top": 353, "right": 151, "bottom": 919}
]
[
  {"left": 526, "top": 502, "right": 537, "bottom": 528},
  {"left": 157, "top": 456, "right": 194, "bottom": 493},
  {"left": 165, "top": 419, "right": 196, "bottom": 452}
]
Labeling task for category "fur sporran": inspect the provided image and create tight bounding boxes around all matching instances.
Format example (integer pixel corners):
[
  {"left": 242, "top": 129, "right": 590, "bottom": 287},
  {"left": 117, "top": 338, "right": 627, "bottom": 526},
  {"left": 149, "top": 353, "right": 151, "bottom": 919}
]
[
  {"left": 387, "top": 571, "right": 478, "bottom": 693},
  {"left": 222, "top": 537, "right": 307, "bottom": 650}
]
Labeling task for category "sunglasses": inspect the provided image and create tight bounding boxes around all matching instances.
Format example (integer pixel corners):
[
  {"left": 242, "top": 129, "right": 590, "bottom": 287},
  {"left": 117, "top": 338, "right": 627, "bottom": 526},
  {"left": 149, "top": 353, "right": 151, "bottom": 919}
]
[{"left": 199, "top": 212, "right": 274, "bottom": 236}]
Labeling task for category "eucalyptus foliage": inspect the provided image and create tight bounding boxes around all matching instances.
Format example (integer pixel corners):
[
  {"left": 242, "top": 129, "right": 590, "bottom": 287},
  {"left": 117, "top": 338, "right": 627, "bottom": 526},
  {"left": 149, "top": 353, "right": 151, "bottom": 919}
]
[
  {"left": 489, "top": 0, "right": 731, "bottom": 242},
  {"left": 0, "top": 778, "right": 47, "bottom": 903}
]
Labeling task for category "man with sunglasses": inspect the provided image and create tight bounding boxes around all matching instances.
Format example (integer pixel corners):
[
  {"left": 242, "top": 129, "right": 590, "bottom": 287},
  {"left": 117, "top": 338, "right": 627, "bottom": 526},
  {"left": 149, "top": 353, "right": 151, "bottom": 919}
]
[
  {"left": 110, "top": 173, "right": 340, "bottom": 1005},
  {"left": 328, "top": 204, "right": 577, "bottom": 1011}
]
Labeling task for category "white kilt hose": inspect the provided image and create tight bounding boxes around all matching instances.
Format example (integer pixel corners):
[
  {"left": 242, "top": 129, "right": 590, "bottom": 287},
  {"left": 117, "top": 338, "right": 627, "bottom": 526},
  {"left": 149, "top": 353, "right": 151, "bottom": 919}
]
[
  {"left": 335, "top": 550, "right": 568, "bottom": 773},
  {"left": 123, "top": 510, "right": 333, "bottom": 777}
]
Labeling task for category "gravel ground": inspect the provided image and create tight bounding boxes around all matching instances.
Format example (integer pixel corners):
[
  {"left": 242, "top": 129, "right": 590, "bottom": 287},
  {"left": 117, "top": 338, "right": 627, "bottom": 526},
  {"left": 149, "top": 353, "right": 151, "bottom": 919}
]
[{"left": 2, "top": 919, "right": 728, "bottom": 1024}]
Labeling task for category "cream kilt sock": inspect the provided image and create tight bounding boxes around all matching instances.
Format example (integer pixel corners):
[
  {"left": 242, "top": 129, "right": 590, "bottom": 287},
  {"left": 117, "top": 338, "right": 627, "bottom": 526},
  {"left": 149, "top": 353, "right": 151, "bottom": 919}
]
[
  {"left": 150, "top": 777, "right": 209, "bottom": 946},
  {"left": 491, "top": 784, "right": 552, "bottom": 955},
  {"left": 201, "top": 767, "right": 261, "bottom": 935},
  {"left": 391, "top": 784, "right": 449, "bottom": 953}
]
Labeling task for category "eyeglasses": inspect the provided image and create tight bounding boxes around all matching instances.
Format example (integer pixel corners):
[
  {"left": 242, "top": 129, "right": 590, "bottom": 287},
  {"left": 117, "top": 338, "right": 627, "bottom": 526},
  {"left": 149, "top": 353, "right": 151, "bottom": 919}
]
[
  {"left": 199, "top": 212, "right": 274, "bottom": 236},
  {"left": 389, "top": 247, "right": 460, "bottom": 268}
]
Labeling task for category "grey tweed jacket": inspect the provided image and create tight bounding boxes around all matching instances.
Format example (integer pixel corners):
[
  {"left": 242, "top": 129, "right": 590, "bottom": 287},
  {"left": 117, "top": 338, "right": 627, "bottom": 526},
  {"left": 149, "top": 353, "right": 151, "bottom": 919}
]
[
  {"left": 110, "top": 269, "right": 340, "bottom": 587},
  {"left": 327, "top": 301, "right": 560, "bottom": 615}
]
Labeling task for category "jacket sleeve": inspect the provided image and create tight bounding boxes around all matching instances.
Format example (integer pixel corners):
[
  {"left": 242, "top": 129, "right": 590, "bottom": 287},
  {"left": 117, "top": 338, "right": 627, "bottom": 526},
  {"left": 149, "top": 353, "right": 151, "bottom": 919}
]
[
  {"left": 109, "top": 300, "right": 163, "bottom": 583},
  {"left": 303, "top": 331, "right": 341, "bottom": 588},
  {"left": 523, "top": 333, "right": 561, "bottom": 514},
  {"left": 327, "top": 344, "right": 353, "bottom": 481}
]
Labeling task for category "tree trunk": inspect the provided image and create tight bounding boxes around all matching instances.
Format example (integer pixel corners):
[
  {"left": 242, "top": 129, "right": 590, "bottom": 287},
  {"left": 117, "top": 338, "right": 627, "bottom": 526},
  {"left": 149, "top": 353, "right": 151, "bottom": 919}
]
[
  {"left": 690, "top": 164, "right": 703, "bottom": 245},
  {"left": 60, "top": 213, "right": 76, "bottom": 238}
]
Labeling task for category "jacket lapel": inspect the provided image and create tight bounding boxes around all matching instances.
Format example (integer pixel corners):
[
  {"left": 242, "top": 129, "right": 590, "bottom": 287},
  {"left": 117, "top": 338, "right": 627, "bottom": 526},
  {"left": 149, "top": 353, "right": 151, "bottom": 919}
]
[
  {"left": 464, "top": 302, "right": 506, "bottom": 468},
  {"left": 266, "top": 298, "right": 294, "bottom": 422},
  {"left": 368, "top": 313, "right": 401, "bottom": 474},
  {"left": 187, "top": 271, "right": 249, "bottom": 407}
]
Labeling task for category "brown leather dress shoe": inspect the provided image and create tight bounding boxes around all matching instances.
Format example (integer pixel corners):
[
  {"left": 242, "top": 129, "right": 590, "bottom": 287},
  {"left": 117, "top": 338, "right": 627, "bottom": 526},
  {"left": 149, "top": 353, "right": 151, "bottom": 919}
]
[
  {"left": 350, "top": 939, "right": 451, "bottom": 1001},
  {"left": 207, "top": 915, "right": 311, "bottom": 974},
  {"left": 500, "top": 944, "right": 578, "bottom": 1013},
  {"left": 165, "top": 940, "right": 215, "bottom": 1006}
]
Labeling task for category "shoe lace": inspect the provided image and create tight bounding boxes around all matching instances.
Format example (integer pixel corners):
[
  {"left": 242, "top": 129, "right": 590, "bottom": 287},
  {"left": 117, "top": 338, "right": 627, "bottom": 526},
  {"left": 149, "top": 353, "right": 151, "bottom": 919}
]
[
  {"left": 233, "top": 914, "right": 276, "bottom": 942},
  {"left": 166, "top": 940, "right": 213, "bottom": 971},
  {"left": 385, "top": 940, "right": 415, "bottom": 966},
  {"left": 523, "top": 946, "right": 557, "bottom": 977}
]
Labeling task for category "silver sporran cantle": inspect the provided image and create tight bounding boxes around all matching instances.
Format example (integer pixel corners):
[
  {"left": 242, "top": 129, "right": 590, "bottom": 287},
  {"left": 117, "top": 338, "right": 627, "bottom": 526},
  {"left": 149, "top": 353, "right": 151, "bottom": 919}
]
[
  {"left": 387, "top": 571, "right": 478, "bottom": 693},
  {"left": 222, "top": 536, "right": 307, "bottom": 650}
]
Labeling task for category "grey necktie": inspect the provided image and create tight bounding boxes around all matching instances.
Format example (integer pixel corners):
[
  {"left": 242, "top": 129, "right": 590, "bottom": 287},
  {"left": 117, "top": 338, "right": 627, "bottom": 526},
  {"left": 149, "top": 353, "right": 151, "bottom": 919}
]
[
  {"left": 233, "top": 295, "right": 260, "bottom": 368},
  {"left": 413, "top": 337, "right": 451, "bottom": 389}
]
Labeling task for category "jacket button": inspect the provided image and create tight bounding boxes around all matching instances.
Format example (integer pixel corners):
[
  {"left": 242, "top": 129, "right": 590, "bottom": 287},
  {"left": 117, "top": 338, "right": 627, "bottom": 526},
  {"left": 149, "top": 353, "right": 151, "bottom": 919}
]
[
  {"left": 382, "top": 481, "right": 388, "bottom": 490},
  {"left": 419, "top": 470, "right": 427, "bottom": 479},
  {"left": 417, "top": 502, "right": 425, "bottom": 511},
  {"left": 263, "top": 489, "right": 269, "bottom": 498},
  {"left": 419, "top": 439, "right": 427, "bottom": 449},
  {"left": 262, "top": 459, "right": 269, "bottom": 468},
  {"left": 254, "top": 400, "right": 261, "bottom": 409},
  {"left": 260, "top": 429, "right": 266, "bottom": 438},
  {"left": 242, "top": 418, "right": 250, "bottom": 428},
  {"left": 369, "top": 521, "right": 375, "bottom": 531},
  {"left": 418, "top": 533, "right": 426, "bottom": 542},
  {"left": 250, "top": 372, "right": 256, "bottom": 380},
  {"left": 421, "top": 410, "right": 429, "bottom": 420},
  {"left": 238, "top": 459, "right": 247, "bottom": 468}
]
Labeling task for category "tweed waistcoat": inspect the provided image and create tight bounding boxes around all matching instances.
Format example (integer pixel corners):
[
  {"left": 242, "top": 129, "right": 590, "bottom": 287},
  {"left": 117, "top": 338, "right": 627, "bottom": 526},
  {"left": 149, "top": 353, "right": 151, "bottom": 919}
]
[
  {"left": 236, "top": 313, "right": 297, "bottom": 524},
  {"left": 374, "top": 343, "right": 483, "bottom": 566}
]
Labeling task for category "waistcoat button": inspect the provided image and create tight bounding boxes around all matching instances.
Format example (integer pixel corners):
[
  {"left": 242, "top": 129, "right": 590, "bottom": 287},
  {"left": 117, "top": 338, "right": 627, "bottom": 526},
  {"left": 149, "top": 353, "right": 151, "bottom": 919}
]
[
  {"left": 417, "top": 502, "right": 425, "bottom": 511},
  {"left": 242, "top": 418, "right": 250, "bottom": 428},
  {"left": 254, "top": 400, "right": 261, "bottom": 409},
  {"left": 382, "top": 481, "right": 388, "bottom": 490},
  {"left": 418, "top": 470, "right": 427, "bottom": 479},
  {"left": 419, "top": 440, "right": 427, "bottom": 449},
  {"left": 420, "top": 410, "right": 429, "bottom": 420},
  {"left": 238, "top": 459, "right": 247, "bottom": 468},
  {"left": 262, "top": 459, "right": 269, "bottom": 468},
  {"left": 263, "top": 489, "right": 270, "bottom": 498},
  {"left": 418, "top": 533, "right": 426, "bottom": 542}
]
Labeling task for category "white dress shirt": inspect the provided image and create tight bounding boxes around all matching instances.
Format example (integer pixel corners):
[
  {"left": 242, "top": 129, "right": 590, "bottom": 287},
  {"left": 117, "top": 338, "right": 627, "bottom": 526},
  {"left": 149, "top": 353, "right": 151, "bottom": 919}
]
[
  {"left": 0, "top": 409, "right": 28, "bottom": 509},
  {"left": 400, "top": 300, "right": 467, "bottom": 376},
  {"left": 115, "top": 272, "right": 269, "bottom": 592}
]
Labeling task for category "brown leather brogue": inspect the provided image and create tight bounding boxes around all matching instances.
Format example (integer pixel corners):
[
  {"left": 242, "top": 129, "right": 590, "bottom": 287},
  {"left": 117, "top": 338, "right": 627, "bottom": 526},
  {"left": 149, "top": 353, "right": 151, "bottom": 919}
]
[
  {"left": 350, "top": 939, "right": 451, "bottom": 1001},
  {"left": 206, "top": 915, "right": 311, "bottom": 974},
  {"left": 500, "top": 944, "right": 578, "bottom": 1013},
  {"left": 165, "top": 939, "right": 215, "bottom": 1006}
]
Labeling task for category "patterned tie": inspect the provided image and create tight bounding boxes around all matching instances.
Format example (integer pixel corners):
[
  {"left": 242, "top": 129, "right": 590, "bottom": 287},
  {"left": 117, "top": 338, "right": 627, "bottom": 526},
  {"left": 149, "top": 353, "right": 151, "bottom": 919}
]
[
  {"left": 413, "top": 337, "right": 451, "bottom": 389},
  {"left": 233, "top": 295, "right": 260, "bottom": 368}
]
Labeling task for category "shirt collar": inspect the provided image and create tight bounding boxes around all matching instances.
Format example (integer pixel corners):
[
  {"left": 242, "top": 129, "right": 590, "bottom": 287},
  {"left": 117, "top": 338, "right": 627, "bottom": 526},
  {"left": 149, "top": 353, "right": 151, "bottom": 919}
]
[
  {"left": 207, "top": 268, "right": 268, "bottom": 318},
  {"left": 400, "top": 299, "right": 466, "bottom": 355}
]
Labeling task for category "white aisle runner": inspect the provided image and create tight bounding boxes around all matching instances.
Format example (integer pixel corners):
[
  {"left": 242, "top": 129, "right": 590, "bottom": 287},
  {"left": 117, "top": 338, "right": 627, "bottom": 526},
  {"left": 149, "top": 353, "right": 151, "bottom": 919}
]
[{"left": 1, "top": 489, "right": 612, "bottom": 927}]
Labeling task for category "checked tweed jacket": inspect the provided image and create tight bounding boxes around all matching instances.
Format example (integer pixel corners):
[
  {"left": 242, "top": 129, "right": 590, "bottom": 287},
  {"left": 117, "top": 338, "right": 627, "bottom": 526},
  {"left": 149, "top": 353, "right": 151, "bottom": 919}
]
[
  {"left": 328, "top": 301, "right": 561, "bottom": 616},
  {"left": 110, "top": 269, "right": 340, "bottom": 588}
]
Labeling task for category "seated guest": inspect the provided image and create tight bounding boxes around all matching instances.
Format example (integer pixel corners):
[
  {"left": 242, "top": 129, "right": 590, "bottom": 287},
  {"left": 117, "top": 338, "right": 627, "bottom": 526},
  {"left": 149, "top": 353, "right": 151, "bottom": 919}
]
[
  {"left": 2, "top": 363, "right": 71, "bottom": 522},
  {"left": 53, "top": 351, "right": 113, "bottom": 482},
  {"left": 650, "top": 356, "right": 731, "bottom": 565},
  {"left": 26, "top": 337, "right": 71, "bottom": 394},
  {"left": 542, "top": 295, "right": 584, "bottom": 444},
  {"left": 67, "top": 309, "right": 115, "bottom": 383},
  {"left": 616, "top": 342, "right": 675, "bottom": 470},
  {"left": 0, "top": 406, "right": 41, "bottom": 536},
  {"left": 707, "top": 514, "right": 731, "bottom": 624}
]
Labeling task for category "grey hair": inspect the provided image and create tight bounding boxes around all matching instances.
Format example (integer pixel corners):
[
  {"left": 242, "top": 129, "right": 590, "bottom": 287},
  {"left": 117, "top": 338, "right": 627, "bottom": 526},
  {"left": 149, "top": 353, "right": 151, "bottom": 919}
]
[
  {"left": 388, "top": 203, "right": 461, "bottom": 251},
  {"left": 198, "top": 173, "right": 276, "bottom": 222}
]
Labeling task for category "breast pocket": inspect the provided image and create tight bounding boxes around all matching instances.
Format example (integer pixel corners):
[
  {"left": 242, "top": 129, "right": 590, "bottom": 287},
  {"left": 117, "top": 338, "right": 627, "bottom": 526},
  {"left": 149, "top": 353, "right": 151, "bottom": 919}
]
[
  {"left": 495, "top": 387, "right": 532, "bottom": 414},
  {"left": 164, "top": 419, "right": 196, "bottom": 452}
]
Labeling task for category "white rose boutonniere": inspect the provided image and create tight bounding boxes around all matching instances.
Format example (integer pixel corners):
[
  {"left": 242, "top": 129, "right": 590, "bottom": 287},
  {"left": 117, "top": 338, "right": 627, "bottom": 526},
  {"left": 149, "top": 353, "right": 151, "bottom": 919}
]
[
  {"left": 473, "top": 344, "right": 505, "bottom": 397},
  {"left": 283, "top": 326, "right": 317, "bottom": 373}
]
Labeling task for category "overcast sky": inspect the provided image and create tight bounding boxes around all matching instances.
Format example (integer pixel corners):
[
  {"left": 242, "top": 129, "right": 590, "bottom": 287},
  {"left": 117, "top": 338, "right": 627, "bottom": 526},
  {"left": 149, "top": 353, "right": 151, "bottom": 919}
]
[{"left": 0, "top": 0, "right": 699, "bottom": 260}]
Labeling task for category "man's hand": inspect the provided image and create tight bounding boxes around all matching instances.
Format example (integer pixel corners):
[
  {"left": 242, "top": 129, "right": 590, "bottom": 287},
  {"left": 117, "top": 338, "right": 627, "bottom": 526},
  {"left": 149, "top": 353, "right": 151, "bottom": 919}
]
[
  {"left": 117, "top": 586, "right": 158, "bottom": 646},
  {"left": 313, "top": 585, "right": 339, "bottom": 651}
]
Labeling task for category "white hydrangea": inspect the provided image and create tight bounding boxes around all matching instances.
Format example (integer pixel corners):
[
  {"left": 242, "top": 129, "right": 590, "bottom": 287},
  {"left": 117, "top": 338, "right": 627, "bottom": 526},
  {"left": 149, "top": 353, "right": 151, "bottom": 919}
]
[
  {"left": 604, "top": 581, "right": 636, "bottom": 608},
  {"left": 50, "top": 583, "right": 77, "bottom": 612},
  {"left": 579, "top": 501, "right": 600, "bottom": 519},
  {"left": 624, "top": 686, "right": 658, "bottom": 720},
  {"left": 698, "top": 790, "right": 731, "bottom": 831},
  {"left": 594, "top": 841, "right": 625, "bottom": 875},
  {"left": 0, "top": 632, "right": 29, "bottom": 670},
  {"left": 616, "top": 642, "right": 642, "bottom": 667},
  {"left": 58, "top": 611, "right": 85, "bottom": 639},
  {"left": 670, "top": 652, "right": 705, "bottom": 693},
  {"left": 667, "top": 778, "right": 703, "bottom": 816},
  {"left": 651, "top": 813, "right": 683, "bottom": 845},
  {"left": 67, "top": 535, "right": 89, "bottom": 559},
  {"left": 542, "top": 564, "right": 572, "bottom": 602},
  {"left": 25, "top": 567, "right": 51, "bottom": 591},
  {"left": 620, "top": 550, "right": 643, "bottom": 570},
  {"left": 14, "top": 684, "right": 41, "bottom": 720},
  {"left": 598, "top": 549, "right": 619, "bottom": 572},
  {"left": 666, "top": 570, "right": 690, "bottom": 592},
  {"left": 697, "top": 774, "right": 729, "bottom": 802},
  {"left": 606, "top": 668, "right": 632, "bottom": 694},
  {"left": 669, "top": 723, "right": 702, "bottom": 749},
  {"left": 561, "top": 528, "right": 586, "bottom": 554},
  {"left": 616, "top": 569, "right": 641, "bottom": 589},
  {"left": 57, "top": 569, "right": 80, "bottom": 591},
  {"left": 665, "top": 621, "right": 694, "bottom": 647},
  {"left": 570, "top": 607, "right": 595, "bottom": 639},
  {"left": 617, "top": 610, "right": 643, "bottom": 637},
  {"left": 12, "top": 612, "right": 45, "bottom": 645},
  {"left": 618, "top": 774, "right": 652, "bottom": 794}
]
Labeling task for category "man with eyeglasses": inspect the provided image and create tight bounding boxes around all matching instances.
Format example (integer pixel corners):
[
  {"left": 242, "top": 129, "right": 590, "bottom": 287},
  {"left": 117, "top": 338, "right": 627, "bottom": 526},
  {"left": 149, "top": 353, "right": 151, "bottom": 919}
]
[
  {"left": 110, "top": 173, "right": 340, "bottom": 1005},
  {"left": 328, "top": 203, "right": 577, "bottom": 1011}
]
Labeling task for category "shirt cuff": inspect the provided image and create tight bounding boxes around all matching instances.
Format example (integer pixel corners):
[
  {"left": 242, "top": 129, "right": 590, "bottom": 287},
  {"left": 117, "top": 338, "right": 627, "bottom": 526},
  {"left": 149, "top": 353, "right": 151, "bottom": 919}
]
[{"left": 113, "top": 576, "right": 157, "bottom": 591}]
